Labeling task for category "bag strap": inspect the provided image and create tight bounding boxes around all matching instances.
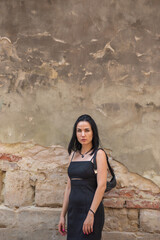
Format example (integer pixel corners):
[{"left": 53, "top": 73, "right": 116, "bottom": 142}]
[{"left": 93, "top": 148, "right": 115, "bottom": 177}]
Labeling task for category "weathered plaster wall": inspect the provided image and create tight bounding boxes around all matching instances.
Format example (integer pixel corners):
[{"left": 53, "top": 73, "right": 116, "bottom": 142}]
[{"left": 0, "top": 0, "right": 160, "bottom": 184}]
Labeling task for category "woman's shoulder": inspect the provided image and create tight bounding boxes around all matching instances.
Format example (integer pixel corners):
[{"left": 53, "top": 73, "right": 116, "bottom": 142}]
[
  {"left": 96, "top": 148, "right": 106, "bottom": 159},
  {"left": 96, "top": 148, "right": 107, "bottom": 169}
]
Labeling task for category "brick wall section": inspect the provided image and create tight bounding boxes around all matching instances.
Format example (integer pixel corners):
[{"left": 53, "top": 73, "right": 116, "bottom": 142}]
[
  {"left": 104, "top": 188, "right": 160, "bottom": 209},
  {"left": 0, "top": 143, "right": 159, "bottom": 240}
]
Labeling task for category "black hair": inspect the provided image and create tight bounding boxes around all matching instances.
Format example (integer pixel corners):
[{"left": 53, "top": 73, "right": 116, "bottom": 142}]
[{"left": 68, "top": 114, "right": 100, "bottom": 155}]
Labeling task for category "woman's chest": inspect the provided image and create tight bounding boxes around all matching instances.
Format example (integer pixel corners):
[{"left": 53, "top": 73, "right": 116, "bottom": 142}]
[{"left": 68, "top": 162, "right": 95, "bottom": 179}]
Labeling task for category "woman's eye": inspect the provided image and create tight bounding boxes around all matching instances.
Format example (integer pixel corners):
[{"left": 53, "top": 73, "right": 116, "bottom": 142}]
[{"left": 77, "top": 129, "right": 90, "bottom": 132}]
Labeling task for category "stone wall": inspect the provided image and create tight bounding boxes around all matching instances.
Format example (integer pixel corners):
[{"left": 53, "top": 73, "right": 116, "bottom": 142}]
[
  {"left": 0, "top": 142, "right": 159, "bottom": 240},
  {"left": 0, "top": 0, "right": 160, "bottom": 186}
]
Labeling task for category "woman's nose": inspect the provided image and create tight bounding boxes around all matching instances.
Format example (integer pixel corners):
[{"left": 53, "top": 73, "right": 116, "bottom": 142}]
[{"left": 82, "top": 131, "right": 85, "bottom": 136}]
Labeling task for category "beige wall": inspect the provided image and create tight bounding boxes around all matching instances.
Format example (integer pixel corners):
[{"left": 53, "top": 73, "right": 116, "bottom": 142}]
[{"left": 0, "top": 0, "right": 160, "bottom": 184}]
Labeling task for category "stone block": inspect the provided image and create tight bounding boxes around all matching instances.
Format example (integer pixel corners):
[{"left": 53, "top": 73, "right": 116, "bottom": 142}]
[
  {"left": 125, "top": 199, "right": 160, "bottom": 209},
  {"left": 4, "top": 171, "right": 34, "bottom": 207},
  {"left": 103, "top": 198, "right": 125, "bottom": 208},
  {"left": 17, "top": 207, "right": 62, "bottom": 230},
  {"left": 102, "top": 231, "right": 137, "bottom": 240},
  {"left": 0, "top": 161, "right": 19, "bottom": 172},
  {"left": 136, "top": 232, "right": 160, "bottom": 240},
  {"left": 0, "top": 206, "right": 17, "bottom": 228},
  {"left": 140, "top": 209, "right": 160, "bottom": 233},
  {"left": 17, "top": 229, "right": 65, "bottom": 240},
  {"left": 0, "top": 229, "right": 65, "bottom": 240},
  {"left": 35, "top": 175, "right": 66, "bottom": 207},
  {"left": 102, "top": 231, "right": 160, "bottom": 240},
  {"left": 104, "top": 208, "right": 138, "bottom": 232},
  {"left": 17, "top": 207, "right": 65, "bottom": 240},
  {"left": 0, "top": 229, "right": 19, "bottom": 240},
  {"left": 0, "top": 206, "right": 65, "bottom": 240}
]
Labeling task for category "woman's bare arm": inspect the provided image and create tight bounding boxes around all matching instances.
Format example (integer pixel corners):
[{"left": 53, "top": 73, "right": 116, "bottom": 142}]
[
  {"left": 58, "top": 153, "right": 72, "bottom": 235},
  {"left": 89, "top": 149, "right": 107, "bottom": 212},
  {"left": 60, "top": 176, "right": 71, "bottom": 218},
  {"left": 82, "top": 149, "right": 107, "bottom": 234}
]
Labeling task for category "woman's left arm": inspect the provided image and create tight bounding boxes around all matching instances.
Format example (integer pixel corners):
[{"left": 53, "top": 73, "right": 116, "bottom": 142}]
[{"left": 82, "top": 149, "right": 107, "bottom": 235}]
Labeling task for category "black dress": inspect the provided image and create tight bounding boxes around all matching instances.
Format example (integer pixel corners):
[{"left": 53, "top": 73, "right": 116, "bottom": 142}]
[{"left": 67, "top": 152, "right": 105, "bottom": 240}]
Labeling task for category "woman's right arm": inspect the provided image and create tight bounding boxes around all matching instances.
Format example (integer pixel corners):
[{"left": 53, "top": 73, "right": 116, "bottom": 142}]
[{"left": 58, "top": 154, "right": 72, "bottom": 236}]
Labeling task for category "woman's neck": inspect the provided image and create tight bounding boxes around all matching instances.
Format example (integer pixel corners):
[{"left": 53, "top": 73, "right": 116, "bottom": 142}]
[{"left": 81, "top": 144, "right": 93, "bottom": 155}]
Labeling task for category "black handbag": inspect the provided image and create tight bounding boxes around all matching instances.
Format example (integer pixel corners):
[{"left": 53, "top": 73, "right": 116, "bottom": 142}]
[{"left": 93, "top": 148, "right": 117, "bottom": 192}]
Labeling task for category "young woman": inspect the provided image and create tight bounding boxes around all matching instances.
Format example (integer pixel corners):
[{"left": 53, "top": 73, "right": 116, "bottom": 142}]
[{"left": 58, "top": 114, "right": 107, "bottom": 240}]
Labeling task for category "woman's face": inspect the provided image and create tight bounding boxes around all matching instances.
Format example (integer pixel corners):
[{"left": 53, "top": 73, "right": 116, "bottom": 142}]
[{"left": 76, "top": 121, "right": 93, "bottom": 146}]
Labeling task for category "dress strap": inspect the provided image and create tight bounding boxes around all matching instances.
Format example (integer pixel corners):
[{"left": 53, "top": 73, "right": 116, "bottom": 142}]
[
  {"left": 71, "top": 151, "right": 76, "bottom": 162},
  {"left": 90, "top": 152, "right": 96, "bottom": 162}
]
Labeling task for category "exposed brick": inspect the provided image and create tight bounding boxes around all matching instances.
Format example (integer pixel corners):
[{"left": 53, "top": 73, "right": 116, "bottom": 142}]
[
  {"left": 104, "top": 188, "right": 160, "bottom": 200},
  {"left": 119, "top": 189, "right": 136, "bottom": 198},
  {"left": 104, "top": 188, "right": 138, "bottom": 199},
  {"left": 103, "top": 198, "right": 125, "bottom": 208},
  {"left": 125, "top": 200, "right": 160, "bottom": 209},
  {"left": 0, "top": 153, "right": 21, "bottom": 162}
]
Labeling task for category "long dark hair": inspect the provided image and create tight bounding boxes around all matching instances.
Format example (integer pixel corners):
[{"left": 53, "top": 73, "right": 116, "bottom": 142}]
[{"left": 68, "top": 114, "right": 100, "bottom": 155}]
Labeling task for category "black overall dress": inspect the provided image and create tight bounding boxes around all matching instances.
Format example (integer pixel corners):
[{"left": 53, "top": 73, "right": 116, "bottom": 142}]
[{"left": 67, "top": 151, "right": 105, "bottom": 240}]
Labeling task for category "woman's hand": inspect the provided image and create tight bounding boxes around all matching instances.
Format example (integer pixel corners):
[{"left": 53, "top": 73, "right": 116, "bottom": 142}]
[
  {"left": 58, "top": 216, "right": 67, "bottom": 236},
  {"left": 82, "top": 211, "right": 94, "bottom": 235}
]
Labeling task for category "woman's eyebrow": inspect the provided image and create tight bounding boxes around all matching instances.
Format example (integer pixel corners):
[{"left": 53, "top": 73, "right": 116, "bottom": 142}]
[{"left": 77, "top": 128, "right": 90, "bottom": 130}]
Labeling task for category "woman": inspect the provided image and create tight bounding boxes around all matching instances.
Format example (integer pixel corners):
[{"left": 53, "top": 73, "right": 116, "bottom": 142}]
[{"left": 58, "top": 114, "right": 107, "bottom": 240}]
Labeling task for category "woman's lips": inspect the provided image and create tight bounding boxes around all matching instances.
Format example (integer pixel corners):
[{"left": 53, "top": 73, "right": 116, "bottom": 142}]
[{"left": 81, "top": 139, "right": 86, "bottom": 141}]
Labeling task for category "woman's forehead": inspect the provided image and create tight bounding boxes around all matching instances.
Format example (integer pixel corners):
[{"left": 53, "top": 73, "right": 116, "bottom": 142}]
[{"left": 77, "top": 121, "right": 91, "bottom": 128}]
